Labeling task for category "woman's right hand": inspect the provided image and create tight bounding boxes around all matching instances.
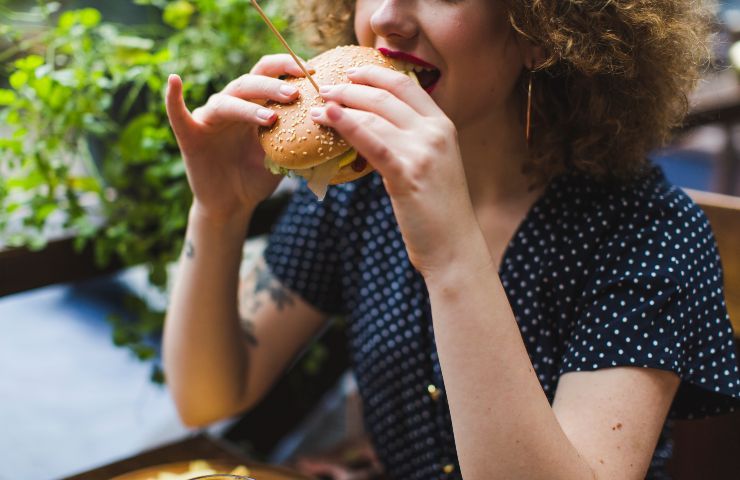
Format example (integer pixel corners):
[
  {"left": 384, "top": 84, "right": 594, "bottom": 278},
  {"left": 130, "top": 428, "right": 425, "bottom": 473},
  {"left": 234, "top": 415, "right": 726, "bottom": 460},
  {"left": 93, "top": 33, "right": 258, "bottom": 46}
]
[{"left": 165, "top": 54, "right": 313, "bottom": 222}]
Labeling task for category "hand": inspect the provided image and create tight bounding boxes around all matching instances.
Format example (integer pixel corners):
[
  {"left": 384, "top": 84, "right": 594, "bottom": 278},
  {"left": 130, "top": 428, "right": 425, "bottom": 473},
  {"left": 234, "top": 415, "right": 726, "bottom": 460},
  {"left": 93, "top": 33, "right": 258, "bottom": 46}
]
[
  {"left": 292, "top": 436, "right": 385, "bottom": 480},
  {"left": 310, "top": 66, "right": 482, "bottom": 276},
  {"left": 165, "top": 55, "right": 313, "bottom": 222}
]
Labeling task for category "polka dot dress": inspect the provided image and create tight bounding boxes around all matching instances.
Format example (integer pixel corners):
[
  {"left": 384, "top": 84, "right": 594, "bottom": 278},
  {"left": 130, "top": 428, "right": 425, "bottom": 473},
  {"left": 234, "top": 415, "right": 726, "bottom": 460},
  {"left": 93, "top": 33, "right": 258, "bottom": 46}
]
[{"left": 264, "top": 165, "right": 740, "bottom": 479}]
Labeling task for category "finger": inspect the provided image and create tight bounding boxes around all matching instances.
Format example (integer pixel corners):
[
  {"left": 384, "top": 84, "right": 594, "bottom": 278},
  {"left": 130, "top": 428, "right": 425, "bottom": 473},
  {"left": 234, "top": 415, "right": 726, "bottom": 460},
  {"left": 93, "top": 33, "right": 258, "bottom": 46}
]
[
  {"left": 250, "top": 53, "right": 315, "bottom": 78},
  {"left": 193, "top": 93, "right": 277, "bottom": 127},
  {"left": 347, "top": 65, "right": 442, "bottom": 117},
  {"left": 319, "top": 83, "right": 418, "bottom": 127},
  {"left": 165, "top": 74, "right": 197, "bottom": 137},
  {"left": 222, "top": 74, "right": 300, "bottom": 103},
  {"left": 311, "top": 103, "right": 400, "bottom": 178}
]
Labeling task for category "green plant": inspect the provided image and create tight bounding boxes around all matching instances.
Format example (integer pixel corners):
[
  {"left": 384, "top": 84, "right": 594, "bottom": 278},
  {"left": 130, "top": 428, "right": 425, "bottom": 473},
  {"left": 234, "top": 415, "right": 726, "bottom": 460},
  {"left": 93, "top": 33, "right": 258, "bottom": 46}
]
[{"left": 0, "top": 0, "right": 309, "bottom": 382}]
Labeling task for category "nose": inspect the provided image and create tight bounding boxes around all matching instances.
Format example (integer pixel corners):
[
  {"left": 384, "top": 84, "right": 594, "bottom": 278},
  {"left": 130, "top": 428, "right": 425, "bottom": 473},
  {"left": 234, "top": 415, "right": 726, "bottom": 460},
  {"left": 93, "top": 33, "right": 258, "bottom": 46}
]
[{"left": 370, "top": 0, "right": 418, "bottom": 41}]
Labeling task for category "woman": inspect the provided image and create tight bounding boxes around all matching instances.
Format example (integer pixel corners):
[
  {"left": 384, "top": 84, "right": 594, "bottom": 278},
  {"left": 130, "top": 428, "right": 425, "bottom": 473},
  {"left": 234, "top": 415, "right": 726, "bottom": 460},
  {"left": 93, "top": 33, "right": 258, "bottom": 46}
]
[{"left": 163, "top": 0, "right": 740, "bottom": 478}]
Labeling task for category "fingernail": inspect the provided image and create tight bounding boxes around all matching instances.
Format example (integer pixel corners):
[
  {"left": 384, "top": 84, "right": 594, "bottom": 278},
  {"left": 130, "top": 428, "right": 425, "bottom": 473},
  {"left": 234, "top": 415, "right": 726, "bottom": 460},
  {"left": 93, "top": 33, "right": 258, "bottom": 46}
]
[
  {"left": 346, "top": 68, "right": 357, "bottom": 75},
  {"left": 305, "top": 63, "right": 316, "bottom": 74},
  {"left": 310, "top": 107, "right": 323, "bottom": 118},
  {"left": 319, "top": 85, "right": 332, "bottom": 94},
  {"left": 257, "top": 108, "right": 275, "bottom": 120},
  {"left": 280, "top": 84, "right": 298, "bottom": 95}
]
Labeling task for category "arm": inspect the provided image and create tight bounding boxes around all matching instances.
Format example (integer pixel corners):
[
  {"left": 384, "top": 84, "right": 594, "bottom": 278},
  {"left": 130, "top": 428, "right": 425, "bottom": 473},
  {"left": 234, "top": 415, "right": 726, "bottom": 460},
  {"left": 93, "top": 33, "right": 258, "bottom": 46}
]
[
  {"left": 163, "top": 205, "right": 327, "bottom": 427},
  {"left": 162, "top": 54, "right": 326, "bottom": 427},
  {"left": 310, "top": 66, "right": 680, "bottom": 479},
  {"left": 424, "top": 246, "right": 679, "bottom": 479}
]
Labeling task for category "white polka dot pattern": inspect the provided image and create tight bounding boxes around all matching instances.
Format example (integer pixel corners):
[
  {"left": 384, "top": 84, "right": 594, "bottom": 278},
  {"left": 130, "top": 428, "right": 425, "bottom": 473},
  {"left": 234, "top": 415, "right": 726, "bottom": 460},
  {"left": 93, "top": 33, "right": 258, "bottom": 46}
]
[{"left": 264, "top": 166, "right": 740, "bottom": 479}]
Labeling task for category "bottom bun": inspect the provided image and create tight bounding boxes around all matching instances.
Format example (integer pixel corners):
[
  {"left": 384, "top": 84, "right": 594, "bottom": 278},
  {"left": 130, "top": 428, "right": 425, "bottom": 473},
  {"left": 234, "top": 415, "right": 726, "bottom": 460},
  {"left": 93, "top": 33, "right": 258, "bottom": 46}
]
[{"left": 329, "top": 160, "right": 375, "bottom": 185}]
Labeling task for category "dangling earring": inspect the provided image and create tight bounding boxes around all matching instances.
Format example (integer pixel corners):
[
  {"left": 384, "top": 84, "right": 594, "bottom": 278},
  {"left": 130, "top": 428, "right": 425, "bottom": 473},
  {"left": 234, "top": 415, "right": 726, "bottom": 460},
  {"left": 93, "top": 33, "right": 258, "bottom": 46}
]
[{"left": 526, "top": 70, "right": 534, "bottom": 147}]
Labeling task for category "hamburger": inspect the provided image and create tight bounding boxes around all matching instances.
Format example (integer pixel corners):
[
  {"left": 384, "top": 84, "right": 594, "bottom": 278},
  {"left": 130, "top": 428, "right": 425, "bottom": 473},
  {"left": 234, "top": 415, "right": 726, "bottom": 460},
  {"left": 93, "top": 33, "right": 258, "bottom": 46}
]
[{"left": 259, "top": 46, "right": 423, "bottom": 200}]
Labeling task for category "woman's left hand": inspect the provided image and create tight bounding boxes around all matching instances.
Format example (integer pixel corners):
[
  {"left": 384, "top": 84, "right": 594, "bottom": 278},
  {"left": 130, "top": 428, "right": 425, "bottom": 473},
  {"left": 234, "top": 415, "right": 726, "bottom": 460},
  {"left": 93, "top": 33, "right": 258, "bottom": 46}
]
[{"left": 311, "top": 66, "right": 483, "bottom": 277}]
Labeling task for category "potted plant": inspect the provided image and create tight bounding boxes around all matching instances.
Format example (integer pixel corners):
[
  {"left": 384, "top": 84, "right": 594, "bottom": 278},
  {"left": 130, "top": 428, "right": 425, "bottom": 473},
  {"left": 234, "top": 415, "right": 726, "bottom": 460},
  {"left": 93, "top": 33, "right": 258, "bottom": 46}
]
[{"left": 0, "top": 0, "right": 307, "bottom": 381}]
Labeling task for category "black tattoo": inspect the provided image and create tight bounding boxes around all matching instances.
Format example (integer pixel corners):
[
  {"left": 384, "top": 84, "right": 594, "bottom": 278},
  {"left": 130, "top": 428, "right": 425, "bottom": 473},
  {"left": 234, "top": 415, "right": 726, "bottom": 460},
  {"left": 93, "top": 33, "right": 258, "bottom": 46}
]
[
  {"left": 185, "top": 239, "right": 195, "bottom": 259},
  {"left": 254, "top": 265, "right": 294, "bottom": 310},
  {"left": 250, "top": 299, "right": 262, "bottom": 314},
  {"left": 241, "top": 319, "right": 258, "bottom": 346}
]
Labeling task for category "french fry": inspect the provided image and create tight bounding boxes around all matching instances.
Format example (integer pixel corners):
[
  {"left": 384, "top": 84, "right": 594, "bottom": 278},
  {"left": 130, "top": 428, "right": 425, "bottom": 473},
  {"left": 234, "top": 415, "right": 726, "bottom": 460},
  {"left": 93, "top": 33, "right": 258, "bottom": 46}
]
[{"left": 144, "top": 459, "right": 250, "bottom": 480}]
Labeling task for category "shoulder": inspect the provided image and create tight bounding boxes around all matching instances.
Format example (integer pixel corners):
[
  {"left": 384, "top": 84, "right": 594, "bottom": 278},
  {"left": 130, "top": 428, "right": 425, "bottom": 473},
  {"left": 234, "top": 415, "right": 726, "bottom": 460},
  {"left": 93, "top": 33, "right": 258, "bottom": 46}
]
[{"left": 540, "top": 165, "right": 719, "bottom": 282}]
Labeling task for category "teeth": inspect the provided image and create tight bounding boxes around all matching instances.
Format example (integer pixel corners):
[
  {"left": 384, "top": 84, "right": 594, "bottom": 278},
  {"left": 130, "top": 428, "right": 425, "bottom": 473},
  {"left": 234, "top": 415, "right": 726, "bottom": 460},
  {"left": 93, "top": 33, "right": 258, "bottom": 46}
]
[
  {"left": 397, "top": 60, "right": 436, "bottom": 73},
  {"left": 412, "top": 65, "right": 437, "bottom": 73}
]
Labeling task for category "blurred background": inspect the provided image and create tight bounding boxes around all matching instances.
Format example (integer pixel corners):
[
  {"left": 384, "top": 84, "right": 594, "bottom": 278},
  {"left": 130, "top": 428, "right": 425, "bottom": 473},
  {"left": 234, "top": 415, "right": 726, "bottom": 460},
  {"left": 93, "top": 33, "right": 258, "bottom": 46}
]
[{"left": 1, "top": 1, "right": 740, "bottom": 479}]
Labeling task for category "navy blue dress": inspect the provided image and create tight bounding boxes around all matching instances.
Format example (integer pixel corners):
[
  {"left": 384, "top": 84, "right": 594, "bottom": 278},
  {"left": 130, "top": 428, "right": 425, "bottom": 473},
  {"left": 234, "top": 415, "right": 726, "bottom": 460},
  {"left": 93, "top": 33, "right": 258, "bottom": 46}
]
[{"left": 264, "top": 165, "right": 740, "bottom": 479}]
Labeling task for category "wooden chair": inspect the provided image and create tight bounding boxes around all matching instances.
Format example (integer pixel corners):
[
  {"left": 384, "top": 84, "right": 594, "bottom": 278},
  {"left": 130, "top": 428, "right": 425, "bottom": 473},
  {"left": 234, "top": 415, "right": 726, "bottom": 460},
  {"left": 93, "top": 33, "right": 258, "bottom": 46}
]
[{"left": 666, "top": 189, "right": 740, "bottom": 480}]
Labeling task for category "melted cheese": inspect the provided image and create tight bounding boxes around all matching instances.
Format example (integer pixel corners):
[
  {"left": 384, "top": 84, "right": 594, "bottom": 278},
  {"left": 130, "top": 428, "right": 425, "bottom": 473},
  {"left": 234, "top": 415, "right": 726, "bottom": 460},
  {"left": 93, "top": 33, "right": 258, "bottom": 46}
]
[{"left": 294, "top": 149, "right": 358, "bottom": 201}]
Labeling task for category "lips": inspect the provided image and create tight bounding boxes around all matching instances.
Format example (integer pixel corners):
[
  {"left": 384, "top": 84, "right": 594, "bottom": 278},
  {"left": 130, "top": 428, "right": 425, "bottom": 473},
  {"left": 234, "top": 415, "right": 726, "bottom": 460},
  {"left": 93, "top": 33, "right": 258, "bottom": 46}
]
[{"left": 378, "top": 47, "right": 442, "bottom": 93}]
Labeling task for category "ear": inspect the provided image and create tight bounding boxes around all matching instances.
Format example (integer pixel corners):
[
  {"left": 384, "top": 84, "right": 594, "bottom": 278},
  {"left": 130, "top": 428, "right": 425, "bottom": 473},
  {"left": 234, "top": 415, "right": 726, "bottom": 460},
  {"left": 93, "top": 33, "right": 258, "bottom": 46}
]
[
  {"left": 526, "top": 45, "right": 546, "bottom": 70},
  {"left": 514, "top": 33, "right": 546, "bottom": 70}
]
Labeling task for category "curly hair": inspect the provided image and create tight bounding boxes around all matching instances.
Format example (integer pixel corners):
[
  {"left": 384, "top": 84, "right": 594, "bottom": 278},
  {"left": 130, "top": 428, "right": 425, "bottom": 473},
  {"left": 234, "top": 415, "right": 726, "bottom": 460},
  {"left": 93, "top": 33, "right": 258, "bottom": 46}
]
[{"left": 289, "top": 0, "right": 716, "bottom": 183}]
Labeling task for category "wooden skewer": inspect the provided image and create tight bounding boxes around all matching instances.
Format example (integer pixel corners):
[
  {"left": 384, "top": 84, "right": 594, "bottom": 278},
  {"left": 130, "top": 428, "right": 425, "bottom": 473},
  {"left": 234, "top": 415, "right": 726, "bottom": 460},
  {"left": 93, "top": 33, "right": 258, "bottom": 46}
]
[{"left": 250, "top": 0, "right": 320, "bottom": 93}]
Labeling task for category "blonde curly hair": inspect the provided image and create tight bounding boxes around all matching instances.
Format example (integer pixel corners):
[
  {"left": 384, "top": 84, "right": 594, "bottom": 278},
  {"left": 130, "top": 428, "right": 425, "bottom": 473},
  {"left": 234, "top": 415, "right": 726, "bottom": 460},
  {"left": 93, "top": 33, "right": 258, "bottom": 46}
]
[{"left": 289, "top": 0, "right": 716, "bottom": 183}]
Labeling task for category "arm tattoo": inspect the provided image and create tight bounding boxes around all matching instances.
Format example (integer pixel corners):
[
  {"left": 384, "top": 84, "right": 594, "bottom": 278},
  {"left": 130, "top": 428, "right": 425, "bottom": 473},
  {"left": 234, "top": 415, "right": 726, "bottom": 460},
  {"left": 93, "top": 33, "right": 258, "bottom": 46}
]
[
  {"left": 184, "top": 239, "right": 195, "bottom": 259},
  {"left": 241, "top": 318, "right": 258, "bottom": 346},
  {"left": 238, "top": 255, "right": 295, "bottom": 345},
  {"left": 254, "top": 264, "right": 295, "bottom": 310}
]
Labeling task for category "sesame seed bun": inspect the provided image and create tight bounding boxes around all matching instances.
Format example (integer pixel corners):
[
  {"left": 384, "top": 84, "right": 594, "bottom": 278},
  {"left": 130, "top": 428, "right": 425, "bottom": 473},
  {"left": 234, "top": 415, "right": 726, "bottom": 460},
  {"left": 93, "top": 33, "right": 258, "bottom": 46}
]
[{"left": 259, "top": 46, "right": 402, "bottom": 185}]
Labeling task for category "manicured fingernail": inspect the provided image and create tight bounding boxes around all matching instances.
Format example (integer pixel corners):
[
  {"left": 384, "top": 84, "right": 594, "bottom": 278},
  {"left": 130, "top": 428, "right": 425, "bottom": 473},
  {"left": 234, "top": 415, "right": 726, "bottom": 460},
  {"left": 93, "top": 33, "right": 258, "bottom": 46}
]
[
  {"left": 319, "top": 85, "right": 332, "bottom": 94},
  {"left": 305, "top": 63, "right": 316, "bottom": 74},
  {"left": 310, "top": 107, "right": 323, "bottom": 118},
  {"left": 346, "top": 68, "right": 357, "bottom": 75},
  {"left": 280, "top": 84, "right": 298, "bottom": 95},
  {"left": 257, "top": 108, "right": 275, "bottom": 120}
]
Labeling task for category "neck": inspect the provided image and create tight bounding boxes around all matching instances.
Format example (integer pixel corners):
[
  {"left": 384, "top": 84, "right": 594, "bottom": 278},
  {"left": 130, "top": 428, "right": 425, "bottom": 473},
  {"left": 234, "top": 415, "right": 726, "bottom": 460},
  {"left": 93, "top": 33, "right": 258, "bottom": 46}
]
[{"left": 457, "top": 104, "right": 535, "bottom": 207}]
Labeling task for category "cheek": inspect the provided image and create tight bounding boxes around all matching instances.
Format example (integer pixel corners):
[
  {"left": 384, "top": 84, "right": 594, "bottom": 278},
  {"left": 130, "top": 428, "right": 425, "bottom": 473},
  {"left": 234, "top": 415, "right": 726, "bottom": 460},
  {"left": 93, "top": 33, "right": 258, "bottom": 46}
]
[
  {"left": 353, "top": 2, "right": 375, "bottom": 47},
  {"left": 441, "top": 30, "right": 524, "bottom": 125}
]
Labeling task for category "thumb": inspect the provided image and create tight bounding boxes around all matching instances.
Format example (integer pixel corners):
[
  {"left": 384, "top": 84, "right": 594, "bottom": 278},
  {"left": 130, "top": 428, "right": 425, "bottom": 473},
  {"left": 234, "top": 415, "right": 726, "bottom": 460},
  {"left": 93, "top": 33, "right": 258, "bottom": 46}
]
[{"left": 165, "top": 74, "right": 196, "bottom": 137}]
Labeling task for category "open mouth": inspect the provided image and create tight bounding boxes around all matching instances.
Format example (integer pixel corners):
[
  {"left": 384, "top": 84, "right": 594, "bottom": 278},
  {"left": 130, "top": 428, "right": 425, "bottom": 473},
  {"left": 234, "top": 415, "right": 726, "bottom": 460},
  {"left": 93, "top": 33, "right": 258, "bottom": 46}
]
[{"left": 378, "top": 47, "right": 442, "bottom": 94}]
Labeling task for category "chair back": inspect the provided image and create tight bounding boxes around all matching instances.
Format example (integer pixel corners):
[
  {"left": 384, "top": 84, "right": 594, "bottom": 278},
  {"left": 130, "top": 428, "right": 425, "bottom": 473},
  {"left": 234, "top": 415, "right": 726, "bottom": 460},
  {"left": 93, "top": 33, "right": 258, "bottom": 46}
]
[
  {"left": 686, "top": 188, "right": 740, "bottom": 336},
  {"left": 667, "top": 189, "right": 740, "bottom": 479}
]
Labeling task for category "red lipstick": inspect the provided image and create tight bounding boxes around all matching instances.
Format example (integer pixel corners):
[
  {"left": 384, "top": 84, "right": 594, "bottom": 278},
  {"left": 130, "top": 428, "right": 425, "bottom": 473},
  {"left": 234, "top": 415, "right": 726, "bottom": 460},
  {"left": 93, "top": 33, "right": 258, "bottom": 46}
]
[{"left": 378, "top": 47, "right": 438, "bottom": 69}]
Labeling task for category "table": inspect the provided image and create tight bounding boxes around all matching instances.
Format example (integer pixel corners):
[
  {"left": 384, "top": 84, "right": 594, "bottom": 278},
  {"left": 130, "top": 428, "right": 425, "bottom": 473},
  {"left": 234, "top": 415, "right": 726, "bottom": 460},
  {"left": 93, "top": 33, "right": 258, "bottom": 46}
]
[{"left": 62, "top": 433, "right": 253, "bottom": 480}]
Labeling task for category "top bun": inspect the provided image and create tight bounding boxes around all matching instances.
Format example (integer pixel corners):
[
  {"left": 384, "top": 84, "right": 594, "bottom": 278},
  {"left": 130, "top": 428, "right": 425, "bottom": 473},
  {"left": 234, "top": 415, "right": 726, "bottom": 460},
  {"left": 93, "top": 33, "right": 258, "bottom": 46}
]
[{"left": 259, "top": 46, "right": 400, "bottom": 170}]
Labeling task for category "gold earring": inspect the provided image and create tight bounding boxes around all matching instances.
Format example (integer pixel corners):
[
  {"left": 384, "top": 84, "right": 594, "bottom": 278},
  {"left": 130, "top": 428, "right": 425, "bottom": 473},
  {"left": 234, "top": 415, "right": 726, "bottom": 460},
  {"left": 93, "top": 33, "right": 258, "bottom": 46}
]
[{"left": 526, "top": 70, "right": 534, "bottom": 146}]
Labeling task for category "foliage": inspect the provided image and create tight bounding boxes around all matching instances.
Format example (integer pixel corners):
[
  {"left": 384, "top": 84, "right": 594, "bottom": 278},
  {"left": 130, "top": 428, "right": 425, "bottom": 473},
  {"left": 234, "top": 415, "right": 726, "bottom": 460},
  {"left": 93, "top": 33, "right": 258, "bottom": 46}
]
[{"left": 0, "top": 0, "right": 309, "bottom": 382}]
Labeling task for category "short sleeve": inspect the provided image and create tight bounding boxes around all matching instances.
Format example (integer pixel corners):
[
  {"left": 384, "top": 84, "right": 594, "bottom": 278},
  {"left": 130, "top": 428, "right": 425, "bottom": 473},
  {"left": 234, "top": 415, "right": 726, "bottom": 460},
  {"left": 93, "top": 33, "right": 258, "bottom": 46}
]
[
  {"left": 263, "top": 182, "right": 354, "bottom": 315},
  {"left": 560, "top": 190, "right": 740, "bottom": 418}
]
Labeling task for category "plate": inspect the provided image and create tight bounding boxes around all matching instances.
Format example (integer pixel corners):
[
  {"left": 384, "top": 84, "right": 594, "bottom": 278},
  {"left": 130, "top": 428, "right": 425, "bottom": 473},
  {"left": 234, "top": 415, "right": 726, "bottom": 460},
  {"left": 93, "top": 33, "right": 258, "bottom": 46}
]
[{"left": 110, "top": 459, "right": 312, "bottom": 480}]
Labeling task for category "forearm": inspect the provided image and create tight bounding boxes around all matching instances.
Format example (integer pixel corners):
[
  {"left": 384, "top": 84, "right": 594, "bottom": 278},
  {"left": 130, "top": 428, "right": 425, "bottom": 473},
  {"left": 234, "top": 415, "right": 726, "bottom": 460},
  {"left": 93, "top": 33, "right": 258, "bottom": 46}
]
[
  {"left": 425, "top": 233, "right": 596, "bottom": 479},
  {"left": 163, "top": 203, "right": 254, "bottom": 427}
]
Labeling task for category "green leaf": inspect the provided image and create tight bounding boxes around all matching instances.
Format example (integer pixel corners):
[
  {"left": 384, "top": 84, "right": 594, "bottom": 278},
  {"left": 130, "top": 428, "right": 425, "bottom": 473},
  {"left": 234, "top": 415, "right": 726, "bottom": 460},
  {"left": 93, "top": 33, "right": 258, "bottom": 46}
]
[
  {"left": 0, "top": 89, "right": 16, "bottom": 105},
  {"left": 7, "top": 170, "right": 46, "bottom": 190},
  {"left": 14, "top": 55, "right": 44, "bottom": 71},
  {"left": 150, "top": 365, "right": 165, "bottom": 384},
  {"left": 32, "top": 76, "right": 53, "bottom": 99},
  {"left": 0, "top": 139, "right": 22, "bottom": 155},
  {"left": 9, "top": 71, "right": 29, "bottom": 90},
  {"left": 132, "top": 344, "right": 156, "bottom": 360},
  {"left": 58, "top": 11, "right": 77, "bottom": 31},
  {"left": 79, "top": 8, "right": 102, "bottom": 28},
  {"left": 163, "top": 0, "right": 195, "bottom": 30},
  {"left": 69, "top": 176, "right": 101, "bottom": 192},
  {"left": 34, "top": 203, "right": 57, "bottom": 223},
  {"left": 48, "top": 85, "right": 72, "bottom": 110}
]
